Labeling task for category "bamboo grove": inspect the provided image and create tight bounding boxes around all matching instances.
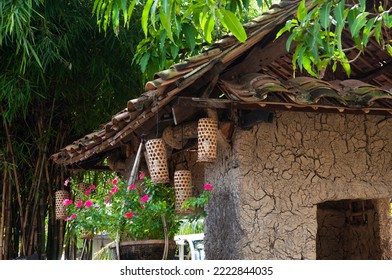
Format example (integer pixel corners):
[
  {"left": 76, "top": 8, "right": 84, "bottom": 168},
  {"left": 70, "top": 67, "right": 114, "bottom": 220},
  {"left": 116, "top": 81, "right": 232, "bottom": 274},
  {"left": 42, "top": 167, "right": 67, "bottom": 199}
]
[
  {"left": 0, "top": 0, "right": 143, "bottom": 259},
  {"left": 2, "top": 0, "right": 390, "bottom": 260}
]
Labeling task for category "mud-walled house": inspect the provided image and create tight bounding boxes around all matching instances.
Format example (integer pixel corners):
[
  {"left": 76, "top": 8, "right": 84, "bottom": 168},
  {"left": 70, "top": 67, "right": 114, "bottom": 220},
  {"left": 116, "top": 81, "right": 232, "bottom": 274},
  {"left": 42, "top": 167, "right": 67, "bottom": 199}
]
[{"left": 52, "top": 1, "right": 392, "bottom": 259}]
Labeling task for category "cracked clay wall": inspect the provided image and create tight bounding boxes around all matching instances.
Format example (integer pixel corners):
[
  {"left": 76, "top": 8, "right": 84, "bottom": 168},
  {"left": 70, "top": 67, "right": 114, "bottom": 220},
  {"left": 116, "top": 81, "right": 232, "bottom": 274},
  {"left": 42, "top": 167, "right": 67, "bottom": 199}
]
[{"left": 205, "top": 111, "right": 392, "bottom": 259}]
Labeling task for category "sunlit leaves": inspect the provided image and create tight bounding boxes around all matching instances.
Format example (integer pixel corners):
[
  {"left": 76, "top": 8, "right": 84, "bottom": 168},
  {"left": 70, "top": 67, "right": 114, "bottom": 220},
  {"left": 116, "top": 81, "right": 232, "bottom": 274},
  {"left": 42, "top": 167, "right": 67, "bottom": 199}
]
[
  {"left": 92, "top": 0, "right": 267, "bottom": 78},
  {"left": 277, "top": 0, "right": 392, "bottom": 78},
  {"left": 218, "top": 9, "right": 247, "bottom": 43},
  {"left": 142, "top": 0, "right": 154, "bottom": 37},
  {"left": 296, "top": 0, "right": 307, "bottom": 22}
]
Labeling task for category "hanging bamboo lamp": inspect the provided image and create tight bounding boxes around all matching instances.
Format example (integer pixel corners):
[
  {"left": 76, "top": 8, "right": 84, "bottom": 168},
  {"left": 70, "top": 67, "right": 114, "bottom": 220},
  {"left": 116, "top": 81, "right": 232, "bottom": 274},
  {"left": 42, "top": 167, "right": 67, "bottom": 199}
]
[
  {"left": 145, "top": 138, "right": 170, "bottom": 184},
  {"left": 174, "top": 170, "right": 193, "bottom": 214},
  {"left": 55, "top": 190, "right": 69, "bottom": 220},
  {"left": 197, "top": 118, "right": 218, "bottom": 163}
]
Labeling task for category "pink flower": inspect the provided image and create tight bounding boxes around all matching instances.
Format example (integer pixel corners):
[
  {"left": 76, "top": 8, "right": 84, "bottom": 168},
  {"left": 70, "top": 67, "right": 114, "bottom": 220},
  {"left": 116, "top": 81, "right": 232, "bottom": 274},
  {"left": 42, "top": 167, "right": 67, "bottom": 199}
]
[
  {"left": 112, "top": 178, "right": 118, "bottom": 185},
  {"left": 75, "top": 201, "right": 83, "bottom": 208},
  {"left": 124, "top": 212, "right": 133, "bottom": 218},
  {"left": 89, "top": 185, "right": 95, "bottom": 190},
  {"left": 84, "top": 189, "right": 91, "bottom": 196},
  {"left": 141, "top": 205, "right": 145, "bottom": 209},
  {"left": 64, "top": 177, "right": 70, "bottom": 186},
  {"left": 104, "top": 198, "right": 110, "bottom": 204},
  {"left": 65, "top": 213, "right": 77, "bottom": 221},
  {"left": 139, "top": 172, "right": 145, "bottom": 180},
  {"left": 63, "top": 199, "right": 73, "bottom": 206},
  {"left": 84, "top": 200, "right": 93, "bottom": 208},
  {"left": 203, "top": 184, "right": 213, "bottom": 191},
  {"left": 110, "top": 186, "right": 119, "bottom": 194},
  {"left": 140, "top": 195, "right": 149, "bottom": 203},
  {"left": 129, "top": 184, "right": 135, "bottom": 190}
]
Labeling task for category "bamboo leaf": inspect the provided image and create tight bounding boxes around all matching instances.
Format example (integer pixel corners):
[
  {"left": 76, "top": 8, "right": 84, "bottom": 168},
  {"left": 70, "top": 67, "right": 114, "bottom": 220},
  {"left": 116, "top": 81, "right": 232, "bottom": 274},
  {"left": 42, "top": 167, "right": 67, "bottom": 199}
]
[
  {"left": 160, "top": 9, "right": 173, "bottom": 42},
  {"left": 203, "top": 14, "right": 214, "bottom": 43},
  {"left": 362, "top": 17, "right": 375, "bottom": 47},
  {"left": 126, "top": 0, "right": 137, "bottom": 24},
  {"left": 297, "top": 45, "right": 306, "bottom": 71},
  {"left": 333, "top": 1, "right": 345, "bottom": 26},
  {"left": 386, "top": 44, "right": 392, "bottom": 57},
  {"left": 340, "top": 53, "right": 351, "bottom": 77},
  {"left": 374, "top": 17, "right": 382, "bottom": 43},
  {"left": 150, "top": 0, "right": 159, "bottom": 30},
  {"left": 112, "top": 2, "right": 120, "bottom": 34},
  {"left": 347, "top": 7, "right": 359, "bottom": 31},
  {"left": 120, "top": 0, "right": 128, "bottom": 21},
  {"left": 297, "top": 0, "right": 307, "bottom": 22},
  {"left": 302, "top": 55, "right": 317, "bottom": 78},
  {"left": 383, "top": 12, "right": 392, "bottom": 28},
  {"left": 359, "top": 0, "right": 366, "bottom": 12},
  {"left": 140, "top": 52, "right": 151, "bottom": 73},
  {"left": 291, "top": 43, "right": 303, "bottom": 76},
  {"left": 162, "top": 0, "right": 169, "bottom": 14},
  {"left": 320, "top": 2, "right": 332, "bottom": 29},
  {"left": 350, "top": 12, "right": 369, "bottom": 38},
  {"left": 93, "top": 0, "right": 103, "bottom": 15},
  {"left": 142, "top": 0, "right": 154, "bottom": 36},
  {"left": 170, "top": 44, "right": 179, "bottom": 60},
  {"left": 276, "top": 20, "right": 297, "bottom": 39},
  {"left": 182, "top": 23, "right": 196, "bottom": 51},
  {"left": 332, "top": 61, "right": 337, "bottom": 72},
  {"left": 219, "top": 9, "right": 247, "bottom": 43},
  {"left": 286, "top": 31, "right": 296, "bottom": 52}
]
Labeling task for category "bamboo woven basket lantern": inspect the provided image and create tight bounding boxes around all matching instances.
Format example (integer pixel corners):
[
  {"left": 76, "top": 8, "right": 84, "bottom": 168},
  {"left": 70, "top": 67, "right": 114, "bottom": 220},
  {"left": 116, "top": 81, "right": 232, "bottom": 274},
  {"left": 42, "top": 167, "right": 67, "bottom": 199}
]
[
  {"left": 174, "top": 170, "right": 193, "bottom": 214},
  {"left": 78, "top": 182, "right": 89, "bottom": 194},
  {"left": 145, "top": 138, "right": 170, "bottom": 184},
  {"left": 197, "top": 118, "right": 218, "bottom": 163},
  {"left": 55, "top": 190, "right": 69, "bottom": 220}
]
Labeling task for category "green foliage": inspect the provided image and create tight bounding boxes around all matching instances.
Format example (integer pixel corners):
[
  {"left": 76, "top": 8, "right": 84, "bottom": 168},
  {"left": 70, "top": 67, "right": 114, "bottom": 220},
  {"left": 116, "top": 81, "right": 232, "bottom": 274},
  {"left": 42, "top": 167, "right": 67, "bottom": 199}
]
[
  {"left": 177, "top": 219, "right": 205, "bottom": 235},
  {"left": 92, "top": 0, "right": 269, "bottom": 80},
  {"left": 0, "top": 0, "right": 44, "bottom": 73},
  {"left": 1, "top": 0, "right": 143, "bottom": 127},
  {"left": 277, "top": 0, "right": 392, "bottom": 78},
  {"left": 182, "top": 184, "right": 213, "bottom": 220},
  {"left": 64, "top": 173, "right": 181, "bottom": 241},
  {"left": 0, "top": 1, "right": 144, "bottom": 258}
]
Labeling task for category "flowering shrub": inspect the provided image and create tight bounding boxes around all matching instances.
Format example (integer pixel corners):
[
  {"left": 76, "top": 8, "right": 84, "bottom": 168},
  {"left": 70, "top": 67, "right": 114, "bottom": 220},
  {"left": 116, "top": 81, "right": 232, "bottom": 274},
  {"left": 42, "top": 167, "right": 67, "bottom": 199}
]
[
  {"left": 64, "top": 173, "right": 181, "bottom": 241},
  {"left": 181, "top": 183, "right": 213, "bottom": 218}
]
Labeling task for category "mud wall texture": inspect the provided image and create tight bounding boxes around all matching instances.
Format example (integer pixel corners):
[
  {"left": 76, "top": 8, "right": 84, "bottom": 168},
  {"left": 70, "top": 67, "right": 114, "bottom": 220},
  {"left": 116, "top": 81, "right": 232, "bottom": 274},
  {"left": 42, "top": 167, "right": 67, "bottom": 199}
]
[{"left": 205, "top": 111, "right": 392, "bottom": 259}]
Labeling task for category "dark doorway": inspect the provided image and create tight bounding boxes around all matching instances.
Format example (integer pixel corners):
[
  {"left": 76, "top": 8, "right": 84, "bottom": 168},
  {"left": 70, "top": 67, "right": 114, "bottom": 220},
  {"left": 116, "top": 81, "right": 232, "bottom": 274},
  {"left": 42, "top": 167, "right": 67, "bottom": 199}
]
[{"left": 316, "top": 199, "right": 383, "bottom": 259}]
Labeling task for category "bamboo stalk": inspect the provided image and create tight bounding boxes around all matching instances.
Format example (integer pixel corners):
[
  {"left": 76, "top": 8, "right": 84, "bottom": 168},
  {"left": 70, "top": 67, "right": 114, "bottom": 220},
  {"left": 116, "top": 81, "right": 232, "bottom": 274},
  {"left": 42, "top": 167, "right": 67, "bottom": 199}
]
[
  {"left": 3, "top": 116, "right": 26, "bottom": 256},
  {"left": 0, "top": 165, "right": 7, "bottom": 260},
  {"left": 4, "top": 174, "right": 11, "bottom": 259},
  {"left": 23, "top": 152, "right": 41, "bottom": 254},
  {"left": 27, "top": 211, "right": 37, "bottom": 256}
]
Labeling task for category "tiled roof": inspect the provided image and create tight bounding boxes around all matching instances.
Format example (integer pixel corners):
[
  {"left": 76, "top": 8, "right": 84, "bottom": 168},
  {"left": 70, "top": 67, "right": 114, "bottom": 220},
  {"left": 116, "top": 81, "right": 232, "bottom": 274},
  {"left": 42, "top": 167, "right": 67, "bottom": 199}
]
[
  {"left": 220, "top": 74, "right": 392, "bottom": 113},
  {"left": 51, "top": 0, "right": 392, "bottom": 168}
]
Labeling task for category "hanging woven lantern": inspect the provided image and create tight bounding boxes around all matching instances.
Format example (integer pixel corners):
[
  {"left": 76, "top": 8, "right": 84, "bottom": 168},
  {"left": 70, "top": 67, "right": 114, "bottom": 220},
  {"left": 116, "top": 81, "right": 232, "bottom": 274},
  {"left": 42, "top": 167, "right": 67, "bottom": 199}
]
[
  {"left": 79, "top": 182, "right": 89, "bottom": 194},
  {"left": 145, "top": 138, "right": 170, "bottom": 184},
  {"left": 174, "top": 170, "right": 193, "bottom": 214},
  {"left": 55, "top": 190, "right": 69, "bottom": 220},
  {"left": 197, "top": 118, "right": 218, "bottom": 163}
]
